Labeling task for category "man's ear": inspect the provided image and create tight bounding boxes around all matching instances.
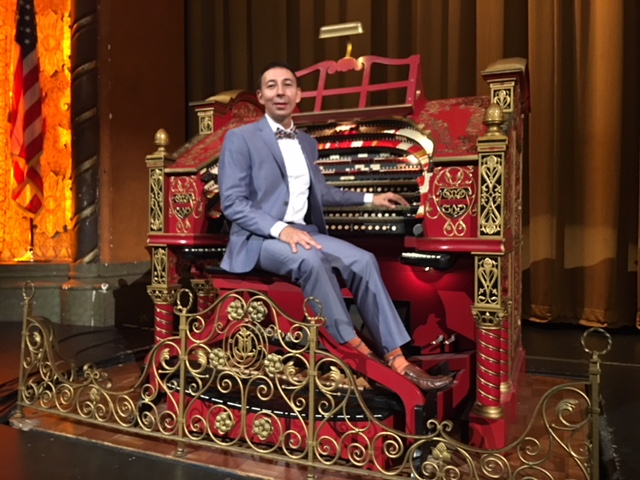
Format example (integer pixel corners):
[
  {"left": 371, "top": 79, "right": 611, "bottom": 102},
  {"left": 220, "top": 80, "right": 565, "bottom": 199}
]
[
  {"left": 256, "top": 89, "right": 265, "bottom": 105},
  {"left": 295, "top": 87, "right": 301, "bottom": 104}
]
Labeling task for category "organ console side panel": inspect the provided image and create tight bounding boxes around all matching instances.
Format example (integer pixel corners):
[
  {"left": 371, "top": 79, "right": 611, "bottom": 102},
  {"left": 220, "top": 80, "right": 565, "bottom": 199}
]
[
  {"left": 471, "top": 59, "right": 529, "bottom": 446},
  {"left": 144, "top": 54, "right": 529, "bottom": 449}
]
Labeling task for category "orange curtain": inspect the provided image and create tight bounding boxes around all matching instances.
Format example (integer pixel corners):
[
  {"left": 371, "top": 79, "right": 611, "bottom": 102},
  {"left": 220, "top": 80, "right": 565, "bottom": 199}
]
[
  {"left": 525, "top": 0, "right": 638, "bottom": 327},
  {"left": 186, "top": 0, "right": 640, "bottom": 328}
]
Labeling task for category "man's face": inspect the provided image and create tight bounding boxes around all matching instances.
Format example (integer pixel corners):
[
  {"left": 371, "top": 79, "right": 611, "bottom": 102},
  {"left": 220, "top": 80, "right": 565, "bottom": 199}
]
[{"left": 257, "top": 67, "right": 301, "bottom": 128}]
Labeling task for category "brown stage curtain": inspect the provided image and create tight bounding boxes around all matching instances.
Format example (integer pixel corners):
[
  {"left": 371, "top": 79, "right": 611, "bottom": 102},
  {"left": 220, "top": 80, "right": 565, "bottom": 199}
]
[{"left": 186, "top": 0, "right": 640, "bottom": 328}]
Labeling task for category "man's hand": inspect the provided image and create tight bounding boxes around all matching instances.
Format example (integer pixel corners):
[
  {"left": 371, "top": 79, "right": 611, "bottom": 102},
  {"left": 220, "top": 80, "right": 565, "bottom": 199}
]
[
  {"left": 372, "top": 192, "right": 409, "bottom": 208},
  {"left": 279, "top": 225, "right": 323, "bottom": 253}
]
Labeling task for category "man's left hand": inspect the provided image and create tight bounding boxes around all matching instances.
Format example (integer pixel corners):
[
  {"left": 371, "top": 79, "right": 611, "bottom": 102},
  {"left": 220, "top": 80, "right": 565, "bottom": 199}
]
[{"left": 372, "top": 192, "right": 409, "bottom": 208}]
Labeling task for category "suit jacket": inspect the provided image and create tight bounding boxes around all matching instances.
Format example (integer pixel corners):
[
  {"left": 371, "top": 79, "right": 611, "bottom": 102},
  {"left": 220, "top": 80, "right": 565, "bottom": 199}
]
[{"left": 218, "top": 116, "right": 365, "bottom": 273}]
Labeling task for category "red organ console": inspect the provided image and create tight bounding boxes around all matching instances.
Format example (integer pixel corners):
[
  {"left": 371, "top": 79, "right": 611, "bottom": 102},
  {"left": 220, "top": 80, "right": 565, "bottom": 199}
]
[{"left": 145, "top": 53, "right": 529, "bottom": 450}]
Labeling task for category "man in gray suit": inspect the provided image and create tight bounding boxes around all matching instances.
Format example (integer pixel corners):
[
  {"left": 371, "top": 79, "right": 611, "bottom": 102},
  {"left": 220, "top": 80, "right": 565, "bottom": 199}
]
[{"left": 218, "top": 61, "right": 451, "bottom": 391}]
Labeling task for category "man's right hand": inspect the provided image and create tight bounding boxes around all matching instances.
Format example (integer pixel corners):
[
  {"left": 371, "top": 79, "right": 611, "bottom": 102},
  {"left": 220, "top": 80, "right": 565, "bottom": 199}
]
[{"left": 279, "top": 226, "right": 322, "bottom": 253}]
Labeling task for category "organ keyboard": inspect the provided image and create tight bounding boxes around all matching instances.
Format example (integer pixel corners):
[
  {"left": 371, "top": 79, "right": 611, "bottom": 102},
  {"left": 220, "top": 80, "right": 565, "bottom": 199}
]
[{"left": 304, "top": 118, "right": 432, "bottom": 236}]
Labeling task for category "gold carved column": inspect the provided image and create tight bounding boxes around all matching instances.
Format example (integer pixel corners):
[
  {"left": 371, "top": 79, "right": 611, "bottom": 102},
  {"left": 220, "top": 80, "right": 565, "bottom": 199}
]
[
  {"left": 146, "top": 129, "right": 178, "bottom": 343},
  {"left": 471, "top": 104, "right": 509, "bottom": 420},
  {"left": 469, "top": 59, "right": 528, "bottom": 448}
]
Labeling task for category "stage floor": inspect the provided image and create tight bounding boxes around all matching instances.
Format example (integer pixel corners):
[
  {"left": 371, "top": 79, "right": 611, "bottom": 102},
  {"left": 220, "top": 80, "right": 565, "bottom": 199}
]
[{"left": 1, "top": 320, "right": 638, "bottom": 479}]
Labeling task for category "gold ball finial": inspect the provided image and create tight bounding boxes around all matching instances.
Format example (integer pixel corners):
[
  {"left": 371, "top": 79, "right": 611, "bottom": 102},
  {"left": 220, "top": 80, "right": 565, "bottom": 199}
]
[
  {"left": 483, "top": 103, "right": 505, "bottom": 136},
  {"left": 154, "top": 128, "right": 170, "bottom": 153}
]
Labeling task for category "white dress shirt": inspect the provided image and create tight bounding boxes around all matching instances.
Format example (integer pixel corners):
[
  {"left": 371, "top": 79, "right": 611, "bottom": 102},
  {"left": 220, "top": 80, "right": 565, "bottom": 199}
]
[
  {"left": 265, "top": 115, "right": 373, "bottom": 238},
  {"left": 266, "top": 115, "right": 310, "bottom": 238}
]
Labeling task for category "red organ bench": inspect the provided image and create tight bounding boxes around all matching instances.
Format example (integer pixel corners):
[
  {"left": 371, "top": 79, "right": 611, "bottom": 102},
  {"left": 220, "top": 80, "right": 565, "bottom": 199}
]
[{"left": 145, "top": 54, "right": 530, "bottom": 449}]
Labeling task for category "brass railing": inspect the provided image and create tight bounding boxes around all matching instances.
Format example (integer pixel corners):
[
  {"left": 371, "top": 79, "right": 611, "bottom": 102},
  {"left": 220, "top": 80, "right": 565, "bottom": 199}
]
[{"left": 13, "top": 282, "right": 607, "bottom": 479}]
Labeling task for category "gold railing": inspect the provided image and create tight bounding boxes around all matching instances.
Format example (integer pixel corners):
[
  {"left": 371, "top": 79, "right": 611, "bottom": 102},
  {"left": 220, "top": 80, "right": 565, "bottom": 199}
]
[{"left": 13, "top": 282, "right": 607, "bottom": 479}]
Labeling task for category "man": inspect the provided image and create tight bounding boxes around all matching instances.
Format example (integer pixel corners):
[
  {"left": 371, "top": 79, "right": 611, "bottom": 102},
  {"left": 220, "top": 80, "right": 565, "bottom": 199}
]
[{"left": 218, "top": 61, "right": 452, "bottom": 391}]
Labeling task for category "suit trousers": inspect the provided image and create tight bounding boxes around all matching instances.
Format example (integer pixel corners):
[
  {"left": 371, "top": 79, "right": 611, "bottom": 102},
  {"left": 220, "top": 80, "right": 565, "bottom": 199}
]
[{"left": 257, "top": 226, "right": 411, "bottom": 355}]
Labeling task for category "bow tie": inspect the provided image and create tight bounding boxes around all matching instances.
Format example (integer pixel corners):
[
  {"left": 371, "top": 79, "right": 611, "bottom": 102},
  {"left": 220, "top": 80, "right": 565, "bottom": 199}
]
[{"left": 275, "top": 127, "right": 297, "bottom": 140}]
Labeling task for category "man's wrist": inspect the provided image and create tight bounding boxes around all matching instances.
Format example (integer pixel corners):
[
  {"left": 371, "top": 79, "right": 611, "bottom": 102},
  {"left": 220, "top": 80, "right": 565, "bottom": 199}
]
[{"left": 270, "top": 221, "right": 288, "bottom": 238}]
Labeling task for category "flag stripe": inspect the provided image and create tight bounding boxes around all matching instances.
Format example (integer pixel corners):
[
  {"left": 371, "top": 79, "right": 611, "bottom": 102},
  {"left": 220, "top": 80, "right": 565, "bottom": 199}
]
[
  {"left": 24, "top": 111, "right": 42, "bottom": 138},
  {"left": 23, "top": 60, "right": 40, "bottom": 83},
  {"left": 22, "top": 49, "right": 38, "bottom": 70},
  {"left": 24, "top": 84, "right": 41, "bottom": 107}
]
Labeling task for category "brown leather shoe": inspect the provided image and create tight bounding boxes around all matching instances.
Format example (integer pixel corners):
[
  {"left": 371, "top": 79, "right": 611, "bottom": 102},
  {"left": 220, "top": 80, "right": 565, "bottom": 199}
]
[{"left": 401, "top": 363, "right": 453, "bottom": 391}]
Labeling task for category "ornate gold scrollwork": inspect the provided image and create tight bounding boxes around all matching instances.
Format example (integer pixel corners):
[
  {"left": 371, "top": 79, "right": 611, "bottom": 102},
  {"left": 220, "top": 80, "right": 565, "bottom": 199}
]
[
  {"left": 190, "top": 279, "right": 217, "bottom": 298},
  {"left": 253, "top": 416, "right": 275, "bottom": 441},
  {"left": 227, "top": 298, "right": 246, "bottom": 321},
  {"left": 151, "top": 247, "right": 169, "bottom": 286},
  {"left": 427, "top": 166, "right": 477, "bottom": 237},
  {"left": 476, "top": 256, "right": 500, "bottom": 306},
  {"left": 440, "top": 187, "right": 472, "bottom": 218},
  {"left": 493, "top": 88, "right": 513, "bottom": 111},
  {"left": 14, "top": 284, "right": 601, "bottom": 480},
  {"left": 149, "top": 168, "right": 165, "bottom": 232},
  {"left": 208, "top": 348, "right": 228, "bottom": 369},
  {"left": 146, "top": 287, "right": 177, "bottom": 305},
  {"left": 479, "top": 154, "right": 503, "bottom": 236},
  {"left": 264, "top": 353, "right": 285, "bottom": 376},
  {"left": 214, "top": 411, "right": 234, "bottom": 434},
  {"left": 472, "top": 308, "right": 506, "bottom": 329},
  {"left": 168, "top": 176, "right": 204, "bottom": 233},
  {"left": 198, "top": 111, "right": 214, "bottom": 134}
]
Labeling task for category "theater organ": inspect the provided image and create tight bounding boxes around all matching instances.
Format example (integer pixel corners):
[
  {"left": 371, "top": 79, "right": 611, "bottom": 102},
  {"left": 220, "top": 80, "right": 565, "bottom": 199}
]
[{"left": 145, "top": 53, "right": 529, "bottom": 450}]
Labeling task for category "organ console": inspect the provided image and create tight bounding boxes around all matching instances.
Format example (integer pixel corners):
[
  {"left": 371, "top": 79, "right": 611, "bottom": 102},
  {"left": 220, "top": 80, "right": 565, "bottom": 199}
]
[{"left": 145, "top": 52, "right": 529, "bottom": 450}]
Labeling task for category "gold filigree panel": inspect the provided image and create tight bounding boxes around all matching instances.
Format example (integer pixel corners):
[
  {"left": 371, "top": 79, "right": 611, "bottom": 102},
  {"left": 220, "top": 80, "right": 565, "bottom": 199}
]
[
  {"left": 198, "top": 110, "right": 213, "bottom": 134},
  {"left": 151, "top": 246, "right": 168, "bottom": 285},
  {"left": 491, "top": 82, "right": 515, "bottom": 113},
  {"left": 476, "top": 255, "right": 500, "bottom": 306},
  {"left": 168, "top": 175, "right": 204, "bottom": 233},
  {"left": 0, "top": 0, "right": 72, "bottom": 261},
  {"left": 15, "top": 286, "right": 602, "bottom": 480},
  {"left": 149, "top": 168, "right": 164, "bottom": 232},
  {"left": 426, "top": 166, "right": 477, "bottom": 237},
  {"left": 479, "top": 153, "right": 503, "bottom": 237}
]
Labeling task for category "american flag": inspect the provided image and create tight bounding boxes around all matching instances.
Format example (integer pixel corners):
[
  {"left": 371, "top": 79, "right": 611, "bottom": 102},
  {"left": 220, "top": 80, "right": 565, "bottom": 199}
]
[{"left": 10, "top": 0, "right": 44, "bottom": 216}]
